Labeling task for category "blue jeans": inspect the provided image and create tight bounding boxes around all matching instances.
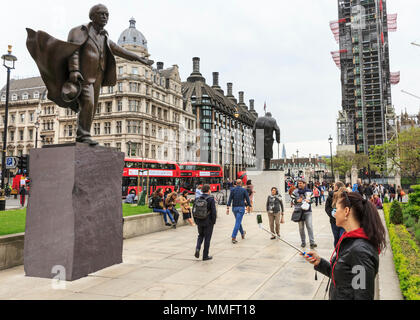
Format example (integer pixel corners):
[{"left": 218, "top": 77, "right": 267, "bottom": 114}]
[
  {"left": 331, "top": 222, "right": 345, "bottom": 248},
  {"left": 153, "top": 208, "right": 175, "bottom": 224},
  {"left": 232, "top": 207, "right": 245, "bottom": 239}
]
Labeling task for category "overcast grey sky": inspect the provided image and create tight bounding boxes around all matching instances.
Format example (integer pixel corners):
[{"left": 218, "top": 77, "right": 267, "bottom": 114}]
[{"left": 0, "top": 0, "right": 418, "bottom": 157}]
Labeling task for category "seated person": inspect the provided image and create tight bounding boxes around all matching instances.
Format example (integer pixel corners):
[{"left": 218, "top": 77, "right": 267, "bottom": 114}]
[
  {"left": 124, "top": 193, "right": 136, "bottom": 204},
  {"left": 152, "top": 188, "right": 176, "bottom": 228}
]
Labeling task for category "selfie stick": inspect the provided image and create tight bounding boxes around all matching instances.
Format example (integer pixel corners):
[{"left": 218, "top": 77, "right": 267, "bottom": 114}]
[{"left": 256, "top": 214, "right": 311, "bottom": 257}]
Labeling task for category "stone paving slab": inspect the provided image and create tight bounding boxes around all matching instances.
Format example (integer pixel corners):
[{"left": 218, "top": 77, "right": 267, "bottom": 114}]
[{"left": 0, "top": 204, "right": 401, "bottom": 300}]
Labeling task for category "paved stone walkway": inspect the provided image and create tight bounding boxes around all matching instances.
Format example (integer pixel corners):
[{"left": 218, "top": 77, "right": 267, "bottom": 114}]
[{"left": 0, "top": 204, "right": 338, "bottom": 300}]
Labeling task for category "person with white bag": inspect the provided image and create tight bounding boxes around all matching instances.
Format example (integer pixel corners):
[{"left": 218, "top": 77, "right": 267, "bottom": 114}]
[{"left": 291, "top": 179, "right": 317, "bottom": 249}]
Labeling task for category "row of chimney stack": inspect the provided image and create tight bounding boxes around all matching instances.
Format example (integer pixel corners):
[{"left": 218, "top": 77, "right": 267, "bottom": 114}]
[{"left": 155, "top": 57, "right": 257, "bottom": 111}]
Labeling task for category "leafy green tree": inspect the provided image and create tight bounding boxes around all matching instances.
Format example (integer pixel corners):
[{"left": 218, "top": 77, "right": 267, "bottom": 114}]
[
  {"left": 390, "top": 200, "right": 403, "bottom": 225},
  {"left": 369, "top": 127, "right": 420, "bottom": 185},
  {"left": 323, "top": 151, "right": 369, "bottom": 177}
]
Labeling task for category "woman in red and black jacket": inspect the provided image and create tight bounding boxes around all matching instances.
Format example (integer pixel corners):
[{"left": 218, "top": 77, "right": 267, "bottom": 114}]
[{"left": 302, "top": 191, "right": 386, "bottom": 300}]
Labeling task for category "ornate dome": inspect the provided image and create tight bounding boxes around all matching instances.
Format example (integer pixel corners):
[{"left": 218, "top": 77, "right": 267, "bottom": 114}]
[{"left": 118, "top": 18, "right": 148, "bottom": 50}]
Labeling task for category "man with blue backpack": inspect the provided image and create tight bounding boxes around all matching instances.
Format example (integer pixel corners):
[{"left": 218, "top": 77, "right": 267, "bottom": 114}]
[{"left": 193, "top": 184, "right": 217, "bottom": 261}]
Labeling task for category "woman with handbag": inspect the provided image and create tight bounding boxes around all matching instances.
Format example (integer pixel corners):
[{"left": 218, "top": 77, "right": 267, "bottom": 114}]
[{"left": 266, "top": 187, "right": 285, "bottom": 239}]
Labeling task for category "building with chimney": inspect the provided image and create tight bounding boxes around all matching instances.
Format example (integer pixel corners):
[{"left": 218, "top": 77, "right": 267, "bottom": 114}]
[
  {"left": 182, "top": 57, "right": 258, "bottom": 180},
  {"left": 0, "top": 18, "right": 197, "bottom": 164}
]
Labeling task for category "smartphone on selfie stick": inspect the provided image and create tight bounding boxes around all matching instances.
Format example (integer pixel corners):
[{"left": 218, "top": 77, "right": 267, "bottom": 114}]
[{"left": 256, "top": 214, "right": 311, "bottom": 257}]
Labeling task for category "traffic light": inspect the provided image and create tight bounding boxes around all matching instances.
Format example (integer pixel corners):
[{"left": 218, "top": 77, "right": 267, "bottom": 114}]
[{"left": 18, "top": 155, "right": 29, "bottom": 176}]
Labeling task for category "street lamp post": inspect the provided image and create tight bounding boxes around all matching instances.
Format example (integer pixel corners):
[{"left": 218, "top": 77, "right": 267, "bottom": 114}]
[
  {"left": 328, "top": 135, "right": 334, "bottom": 181},
  {"left": 34, "top": 109, "right": 41, "bottom": 148},
  {"left": 0, "top": 46, "right": 17, "bottom": 211}
]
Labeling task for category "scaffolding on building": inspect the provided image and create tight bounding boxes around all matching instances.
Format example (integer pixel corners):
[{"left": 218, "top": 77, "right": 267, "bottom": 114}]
[{"left": 331, "top": 0, "right": 400, "bottom": 154}]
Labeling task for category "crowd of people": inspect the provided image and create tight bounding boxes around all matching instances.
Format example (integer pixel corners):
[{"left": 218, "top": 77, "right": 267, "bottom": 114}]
[{"left": 130, "top": 174, "right": 403, "bottom": 300}]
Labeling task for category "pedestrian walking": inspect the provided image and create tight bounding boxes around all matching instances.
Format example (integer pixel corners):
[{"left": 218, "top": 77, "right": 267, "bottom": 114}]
[
  {"left": 389, "top": 185, "right": 396, "bottom": 201},
  {"left": 19, "top": 185, "right": 26, "bottom": 207},
  {"left": 313, "top": 185, "right": 320, "bottom": 207},
  {"left": 364, "top": 183, "right": 373, "bottom": 200},
  {"left": 226, "top": 179, "right": 251, "bottom": 244},
  {"left": 266, "top": 187, "right": 285, "bottom": 239},
  {"left": 302, "top": 191, "right": 386, "bottom": 300},
  {"left": 246, "top": 180, "right": 255, "bottom": 214},
  {"left": 379, "top": 184, "right": 385, "bottom": 202},
  {"left": 179, "top": 190, "right": 195, "bottom": 226},
  {"left": 151, "top": 188, "right": 176, "bottom": 228},
  {"left": 288, "top": 184, "right": 296, "bottom": 207},
  {"left": 291, "top": 179, "right": 317, "bottom": 249},
  {"left": 396, "top": 186, "right": 404, "bottom": 202},
  {"left": 193, "top": 184, "right": 217, "bottom": 261},
  {"left": 325, "top": 181, "right": 346, "bottom": 248},
  {"left": 321, "top": 182, "right": 327, "bottom": 202},
  {"left": 195, "top": 185, "right": 203, "bottom": 199}
]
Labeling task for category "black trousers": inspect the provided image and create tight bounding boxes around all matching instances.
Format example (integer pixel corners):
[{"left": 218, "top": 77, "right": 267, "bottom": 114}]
[{"left": 196, "top": 223, "right": 214, "bottom": 258}]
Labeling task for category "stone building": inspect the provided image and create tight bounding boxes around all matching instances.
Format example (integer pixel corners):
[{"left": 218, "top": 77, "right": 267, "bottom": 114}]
[
  {"left": 182, "top": 57, "right": 258, "bottom": 180},
  {"left": 271, "top": 155, "right": 329, "bottom": 182},
  {"left": 0, "top": 18, "right": 197, "bottom": 164}
]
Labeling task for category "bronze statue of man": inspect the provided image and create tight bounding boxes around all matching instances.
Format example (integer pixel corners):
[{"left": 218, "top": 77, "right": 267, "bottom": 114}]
[
  {"left": 26, "top": 4, "right": 153, "bottom": 145},
  {"left": 252, "top": 112, "right": 280, "bottom": 170}
]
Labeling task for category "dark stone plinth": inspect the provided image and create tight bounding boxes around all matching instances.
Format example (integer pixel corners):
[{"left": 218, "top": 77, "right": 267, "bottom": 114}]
[{"left": 24, "top": 143, "right": 125, "bottom": 281}]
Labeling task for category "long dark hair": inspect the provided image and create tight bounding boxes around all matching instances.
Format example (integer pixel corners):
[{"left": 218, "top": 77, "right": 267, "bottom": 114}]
[
  {"left": 152, "top": 188, "right": 163, "bottom": 198},
  {"left": 338, "top": 192, "right": 386, "bottom": 252}
]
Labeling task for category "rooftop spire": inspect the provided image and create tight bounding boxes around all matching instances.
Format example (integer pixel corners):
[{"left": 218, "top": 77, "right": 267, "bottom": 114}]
[{"left": 129, "top": 18, "right": 136, "bottom": 28}]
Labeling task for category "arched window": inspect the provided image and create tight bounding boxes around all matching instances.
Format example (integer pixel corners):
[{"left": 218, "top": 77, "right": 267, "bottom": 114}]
[
  {"left": 33, "top": 91, "right": 40, "bottom": 99},
  {"left": 11, "top": 94, "right": 17, "bottom": 101},
  {"left": 22, "top": 92, "right": 29, "bottom": 100}
]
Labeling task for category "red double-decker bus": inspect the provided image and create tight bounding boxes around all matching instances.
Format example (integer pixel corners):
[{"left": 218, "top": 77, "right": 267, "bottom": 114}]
[
  {"left": 179, "top": 162, "right": 223, "bottom": 193},
  {"left": 122, "top": 158, "right": 180, "bottom": 197}
]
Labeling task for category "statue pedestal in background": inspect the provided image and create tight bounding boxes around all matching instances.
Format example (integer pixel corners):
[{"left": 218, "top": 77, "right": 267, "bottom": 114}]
[
  {"left": 24, "top": 143, "right": 125, "bottom": 281},
  {"left": 247, "top": 170, "right": 285, "bottom": 212}
]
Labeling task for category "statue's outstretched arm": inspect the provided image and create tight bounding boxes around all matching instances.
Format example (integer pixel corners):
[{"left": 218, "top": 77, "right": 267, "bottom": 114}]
[{"left": 109, "top": 40, "right": 154, "bottom": 66}]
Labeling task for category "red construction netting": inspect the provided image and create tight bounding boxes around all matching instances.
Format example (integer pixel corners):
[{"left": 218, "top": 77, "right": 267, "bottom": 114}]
[
  {"left": 388, "top": 13, "right": 397, "bottom": 32},
  {"left": 329, "top": 20, "right": 340, "bottom": 43},
  {"left": 331, "top": 51, "right": 341, "bottom": 68},
  {"left": 390, "top": 71, "right": 400, "bottom": 85}
]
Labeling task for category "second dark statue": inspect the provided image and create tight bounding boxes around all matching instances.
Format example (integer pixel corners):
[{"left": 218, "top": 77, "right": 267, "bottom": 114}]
[
  {"left": 252, "top": 112, "right": 280, "bottom": 170},
  {"left": 26, "top": 4, "right": 153, "bottom": 145}
]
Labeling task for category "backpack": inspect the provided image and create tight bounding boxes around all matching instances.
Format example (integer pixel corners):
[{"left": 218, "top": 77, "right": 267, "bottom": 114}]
[{"left": 192, "top": 196, "right": 210, "bottom": 220}]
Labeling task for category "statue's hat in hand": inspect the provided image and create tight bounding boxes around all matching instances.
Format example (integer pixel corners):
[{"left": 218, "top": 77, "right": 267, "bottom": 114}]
[{"left": 61, "top": 80, "right": 82, "bottom": 103}]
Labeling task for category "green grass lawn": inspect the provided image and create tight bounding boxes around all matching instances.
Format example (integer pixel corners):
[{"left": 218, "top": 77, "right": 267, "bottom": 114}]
[
  {"left": 0, "top": 208, "right": 27, "bottom": 236},
  {"left": 0, "top": 203, "right": 169, "bottom": 236}
]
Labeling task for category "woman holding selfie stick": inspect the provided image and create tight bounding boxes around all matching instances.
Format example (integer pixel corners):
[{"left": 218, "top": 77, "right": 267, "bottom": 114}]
[{"left": 302, "top": 191, "right": 386, "bottom": 300}]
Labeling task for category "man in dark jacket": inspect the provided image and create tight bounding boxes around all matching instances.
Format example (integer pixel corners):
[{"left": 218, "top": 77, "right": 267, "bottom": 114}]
[
  {"left": 194, "top": 184, "right": 217, "bottom": 261},
  {"left": 325, "top": 182, "right": 345, "bottom": 247},
  {"left": 227, "top": 179, "right": 251, "bottom": 243},
  {"left": 364, "top": 183, "right": 373, "bottom": 200}
]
